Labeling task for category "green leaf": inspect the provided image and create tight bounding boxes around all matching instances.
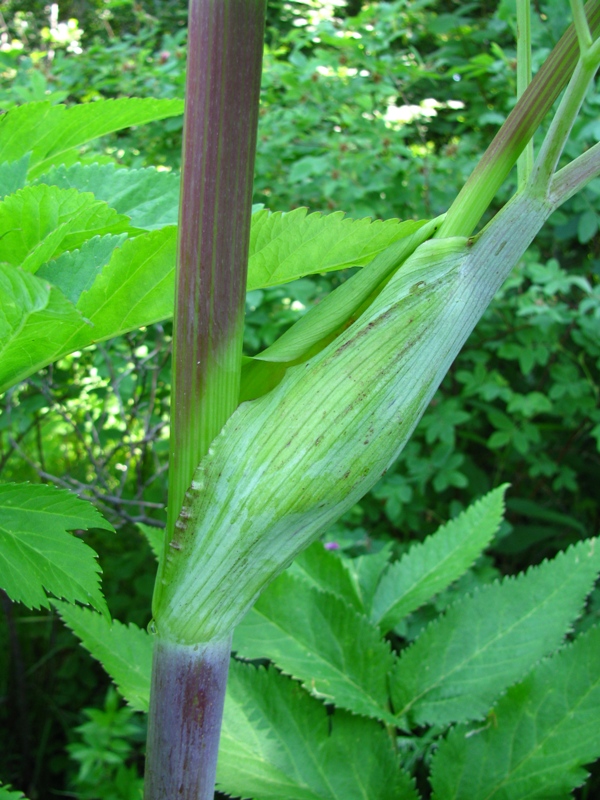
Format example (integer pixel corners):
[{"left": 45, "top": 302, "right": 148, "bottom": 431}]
[
  {"left": 0, "top": 784, "right": 27, "bottom": 800},
  {"left": 0, "top": 264, "right": 89, "bottom": 391},
  {"left": 390, "top": 537, "right": 600, "bottom": 727},
  {"left": 287, "top": 541, "right": 364, "bottom": 612},
  {"left": 0, "top": 483, "right": 112, "bottom": 614},
  {"left": 53, "top": 601, "right": 152, "bottom": 713},
  {"left": 137, "top": 522, "right": 164, "bottom": 563},
  {"left": 0, "top": 98, "right": 184, "bottom": 177},
  {"left": 0, "top": 185, "right": 133, "bottom": 273},
  {"left": 430, "top": 625, "right": 600, "bottom": 800},
  {"left": 233, "top": 573, "right": 396, "bottom": 724},
  {"left": 218, "top": 661, "right": 419, "bottom": 800},
  {"left": 38, "top": 163, "right": 180, "bottom": 230},
  {"left": 36, "top": 234, "right": 128, "bottom": 304},
  {"left": 247, "top": 207, "right": 428, "bottom": 291},
  {"left": 343, "top": 547, "right": 394, "bottom": 618},
  {"left": 0, "top": 153, "right": 30, "bottom": 200},
  {"left": 371, "top": 485, "right": 508, "bottom": 633},
  {"left": 76, "top": 226, "right": 178, "bottom": 340}
]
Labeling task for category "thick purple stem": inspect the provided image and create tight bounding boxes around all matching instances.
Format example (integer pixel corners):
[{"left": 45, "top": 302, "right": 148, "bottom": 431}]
[{"left": 144, "top": 636, "right": 232, "bottom": 799}]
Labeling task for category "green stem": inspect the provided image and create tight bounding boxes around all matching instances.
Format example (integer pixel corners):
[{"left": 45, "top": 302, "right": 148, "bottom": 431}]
[
  {"left": 572, "top": 0, "right": 593, "bottom": 50},
  {"left": 437, "top": 0, "right": 600, "bottom": 238},
  {"left": 549, "top": 140, "right": 600, "bottom": 206},
  {"left": 517, "top": 0, "right": 533, "bottom": 190}
]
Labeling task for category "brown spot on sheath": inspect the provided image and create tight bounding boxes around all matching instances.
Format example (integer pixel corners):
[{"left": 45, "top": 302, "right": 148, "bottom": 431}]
[
  {"left": 342, "top": 470, "right": 351, "bottom": 479},
  {"left": 333, "top": 307, "right": 395, "bottom": 356},
  {"left": 495, "top": 241, "right": 507, "bottom": 255}
]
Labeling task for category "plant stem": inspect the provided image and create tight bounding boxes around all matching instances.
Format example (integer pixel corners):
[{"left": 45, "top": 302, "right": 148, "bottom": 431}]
[
  {"left": 437, "top": 0, "right": 600, "bottom": 238},
  {"left": 161, "top": 0, "right": 266, "bottom": 556},
  {"left": 517, "top": 0, "right": 533, "bottom": 190},
  {"left": 146, "top": 0, "right": 266, "bottom": 796},
  {"left": 549, "top": 140, "right": 600, "bottom": 205},
  {"left": 144, "top": 635, "right": 232, "bottom": 799}
]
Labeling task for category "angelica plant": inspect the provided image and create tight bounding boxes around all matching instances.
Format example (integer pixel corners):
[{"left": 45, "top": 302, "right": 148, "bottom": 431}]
[{"left": 0, "top": 1, "right": 599, "bottom": 799}]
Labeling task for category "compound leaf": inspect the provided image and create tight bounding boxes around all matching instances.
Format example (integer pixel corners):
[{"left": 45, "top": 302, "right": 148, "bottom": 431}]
[
  {"left": 233, "top": 573, "right": 396, "bottom": 724},
  {"left": 0, "top": 483, "right": 112, "bottom": 614},
  {"left": 247, "top": 208, "right": 425, "bottom": 290},
  {"left": 0, "top": 185, "right": 133, "bottom": 273},
  {"left": 430, "top": 625, "right": 600, "bottom": 800},
  {"left": 0, "top": 99, "right": 184, "bottom": 177},
  {"left": 38, "top": 163, "right": 180, "bottom": 230},
  {"left": 287, "top": 541, "right": 363, "bottom": 612},
  {"left": 218, "top": 661, "right": 419, "bottom": 800},
  {"left": 391, "top": 537, "right": 600, "bottom": 727},
  {"left": 372, "top": 485, "right": 508, "bottom": 633},
  {"left": 54, "top": 601, "right": 153, "bottom": 713}
]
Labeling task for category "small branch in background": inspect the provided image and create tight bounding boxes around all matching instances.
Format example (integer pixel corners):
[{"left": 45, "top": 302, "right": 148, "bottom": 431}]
[{"left": 517, "top": 0, "right": 533, "bottom": 190}]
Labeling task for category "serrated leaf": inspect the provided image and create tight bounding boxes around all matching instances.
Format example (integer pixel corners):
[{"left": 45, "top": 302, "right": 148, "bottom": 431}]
[
  {"left": 0, "top": 153, "right": 30, "bottom": 200},
  {"left": 247, "top": 208, "right": 426, "bottom": 290},
  {"left": 343, "top": 546, "right": 395, "bottom": 617},
  {"left": 233, "top": 573, "right": 396, "bottom": 724},
  {"left": 0, "top": 185, "right": 133, "bottom": 273},
  {"left": 287, "top": 541, "right": 363, "bottom": 612},
  {"left": 76, "top": 226, "right": 178, "bottom": 340},
  {"left": 390, "top": 537, "right": 600, "bottom": 727},
  {"left": 0, "top": 99, "right": 184, "bottom": 177},
  {"left": 430, "top": 625, "right": 600, "bottom": 800},
  {"left": 0, "top": 264, "right": 89, "bottom": 391},
  {"left": 218, "top": 661, "right": 419, "bottom": 800},
  {"left": 137, "top": 522, "right": 164, "bottom": 563},
  {"left": 53, "top": 601, "right": 152, "bottom": 712},
  {"left": 36, "top": 234, "right": 128, "bottom": 304},
  {"left": 0, "top": 228, "right": 176, "bottom": 393},
  {"left": 372, "top": 485, "right": 508, "bottom": 633},
  {"left": 38, "top": 163, "right": 180, "bottom": 230},
  {"left": 0, "top": 483, "right": 112, "bottom": 614}
]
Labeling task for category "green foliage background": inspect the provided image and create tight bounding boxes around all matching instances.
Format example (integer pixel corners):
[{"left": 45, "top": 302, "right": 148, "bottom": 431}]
[{"left": 0, "top": 0, "right": 598, "bottom": 797}]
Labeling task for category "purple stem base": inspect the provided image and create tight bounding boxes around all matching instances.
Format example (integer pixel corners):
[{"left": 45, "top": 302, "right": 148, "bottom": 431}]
[{"left": 144, "top": 635, "right": 232, "bottom": 799}]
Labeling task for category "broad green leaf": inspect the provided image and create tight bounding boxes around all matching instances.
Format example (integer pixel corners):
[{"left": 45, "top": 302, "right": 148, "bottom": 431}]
[
  {"left": 371, "top": 485, "right": 508, "bottom": 633},
  {"left": 233, "top": 573, "right": 396, "bottom": 724},
  {"left": 430, "top": 625, "right": 600, "bottom": 800},
  {"left": 247, "top": 207, "right": 428, "bottom": 291},
  {"left": 54, "top": 601, "right": 153, "bottom": 713},
  {"left": 0, "top": 483, "right": 112, "bottom": 614},
  {"left": 287, "top": 541, "right": 363, "bottom": 612},
  {"left": 218, "top": 661, "right": 419, "bottom": 800},
  {"left": 390, "top": 537, "right": 600, "bottom": 727},
  {"left": 0, "top": 264, "right": 89, "bottom": 392},
  {"left": 37, "top": 234, "right": 127, "bottom": 304},
  {"left": 0, "top": 229, "right": 176, "bottom": 393},
  {"left": 0, "top": 154, "right": 30, "bottom": 200},
  {"left": 0, "top": 785, "right": 27, "bottom": 799},
  {"left": 38, "top": 163, "right": 180, "bottom": 230},
  {"left": 0, "top": 99, "right": 184, "bottom": 177},
  {"left": 0, "top": 185, "right": 133, "bottom": 273},
  {"left": 76, "top": 226, "right": 178, "bottom": 340}
]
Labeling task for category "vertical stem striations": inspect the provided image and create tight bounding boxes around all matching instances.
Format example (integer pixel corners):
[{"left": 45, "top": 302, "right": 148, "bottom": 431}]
[
  {"left": 165, "top": 0, "right": 266, "bottom": 550},
  {"left": 144, "top": 636, "right": 233, "bottom": 799},
  {"left": 146, "top": 1, "right": 266, "bottom": 797}
]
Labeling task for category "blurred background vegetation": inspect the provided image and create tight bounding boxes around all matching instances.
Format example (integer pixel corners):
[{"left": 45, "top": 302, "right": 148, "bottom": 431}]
[{"left": 0, "top": 0, "right": 598, "bottom": 797}]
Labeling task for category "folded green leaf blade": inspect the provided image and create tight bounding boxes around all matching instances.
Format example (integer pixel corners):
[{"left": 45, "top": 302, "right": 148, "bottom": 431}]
[
  {"left": 430, "top": 625, "right": 600, "bottom": 800},
  {"left": 54, "top": 601, "right": 153, "bottom": 713},
  {"left": 0, "top": 483, "right": 112, "bottom": 615},
  {"left": 0, "top": 98, "right": 184, "bottom": 177},
  {"left": 233, "top": 573, "right": 396, "bottom": 724},
  {"left": 371, "top": 485, "right": 508, "bottom": 633},
  {"left": 390, "top": 537, "right": 600, "bottom": 727},
  {"left": 219, "top": 661, "right": 419, "bottom": 800},
  {"left": 38, "top": 163, "right": 180, "bottom": 230}
]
